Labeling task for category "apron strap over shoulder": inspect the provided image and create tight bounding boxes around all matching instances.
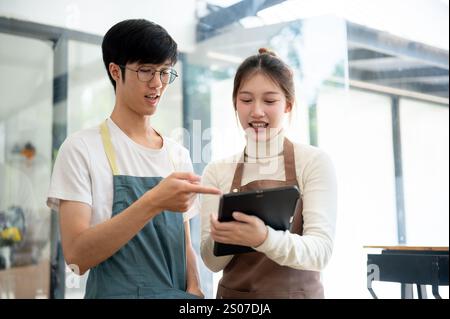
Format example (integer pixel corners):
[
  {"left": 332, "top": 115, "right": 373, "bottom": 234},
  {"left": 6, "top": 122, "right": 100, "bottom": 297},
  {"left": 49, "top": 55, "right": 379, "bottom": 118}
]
[
  {"left": 283, "top": 138, "right": 297, "bottom": 183},
  {"left": 230, "top": 154, "right": 244, "bottom": 192},
  {"left": 100, "top": 120, "right": 119, "bottom": 176}
]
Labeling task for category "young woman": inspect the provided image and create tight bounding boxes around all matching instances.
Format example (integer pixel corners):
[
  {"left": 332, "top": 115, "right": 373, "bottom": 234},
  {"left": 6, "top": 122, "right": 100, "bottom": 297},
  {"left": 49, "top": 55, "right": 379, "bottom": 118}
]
[{"left": 200, "top": 48, "right": 337, "bottom": 299}]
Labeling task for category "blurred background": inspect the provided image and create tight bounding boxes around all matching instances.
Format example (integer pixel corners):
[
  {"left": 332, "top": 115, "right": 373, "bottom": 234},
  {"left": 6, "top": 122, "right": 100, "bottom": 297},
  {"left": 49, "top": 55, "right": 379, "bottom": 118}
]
[{"left": 0, "top": 0, "right": 448, "bottom": 299}]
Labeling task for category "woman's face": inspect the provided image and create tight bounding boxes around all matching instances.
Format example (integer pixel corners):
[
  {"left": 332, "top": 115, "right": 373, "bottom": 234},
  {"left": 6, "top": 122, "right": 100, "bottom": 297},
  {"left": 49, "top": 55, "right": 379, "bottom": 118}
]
[{"left": 236, "top": 72, "right": 292, "bottom": 141}]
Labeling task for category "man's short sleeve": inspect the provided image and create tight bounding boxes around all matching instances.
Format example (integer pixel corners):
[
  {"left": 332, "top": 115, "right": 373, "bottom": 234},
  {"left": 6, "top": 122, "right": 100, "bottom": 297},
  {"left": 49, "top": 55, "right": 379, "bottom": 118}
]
[{"left": 47, "top": 135, "right": 93, "bottom": 212}]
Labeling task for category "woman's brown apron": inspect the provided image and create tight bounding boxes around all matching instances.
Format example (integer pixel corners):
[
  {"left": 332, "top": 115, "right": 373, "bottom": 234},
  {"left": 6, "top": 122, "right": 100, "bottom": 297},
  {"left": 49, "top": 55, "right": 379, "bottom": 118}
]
[{"left": 216, "top": 138, "right": 324, "bottom": 299}]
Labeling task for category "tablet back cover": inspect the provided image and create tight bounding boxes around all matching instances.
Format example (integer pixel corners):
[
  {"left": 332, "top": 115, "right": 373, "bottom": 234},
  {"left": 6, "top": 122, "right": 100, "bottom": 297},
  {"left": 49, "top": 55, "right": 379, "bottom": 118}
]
[{"left": 213, "top": 186, "right": 300, "bottom": 256}]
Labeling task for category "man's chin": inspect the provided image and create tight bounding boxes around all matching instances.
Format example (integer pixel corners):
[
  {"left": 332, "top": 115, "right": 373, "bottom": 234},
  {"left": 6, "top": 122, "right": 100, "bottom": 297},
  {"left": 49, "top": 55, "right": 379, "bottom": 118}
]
[{"left": 139, "top": 105, "right": 157, "bottom": 116}]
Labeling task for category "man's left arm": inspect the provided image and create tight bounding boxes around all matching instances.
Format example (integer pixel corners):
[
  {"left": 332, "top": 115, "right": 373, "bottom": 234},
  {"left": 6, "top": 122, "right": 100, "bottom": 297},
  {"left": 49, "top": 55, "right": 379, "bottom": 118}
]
[{"left": 185, "top": 221, "right": 204, "bottom": 298}]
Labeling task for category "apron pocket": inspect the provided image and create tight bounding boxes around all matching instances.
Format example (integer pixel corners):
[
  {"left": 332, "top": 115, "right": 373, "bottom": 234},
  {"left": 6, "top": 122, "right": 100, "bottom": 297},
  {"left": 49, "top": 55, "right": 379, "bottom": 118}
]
[{"left": 217, "top": 284, "right": 307, "bottom": 299}]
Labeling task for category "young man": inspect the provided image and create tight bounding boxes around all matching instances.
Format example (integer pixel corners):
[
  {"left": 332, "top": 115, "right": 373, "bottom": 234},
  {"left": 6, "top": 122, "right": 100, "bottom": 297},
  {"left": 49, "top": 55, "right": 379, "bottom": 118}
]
[{"left": 47, "top": 19, "right": 221, "bottom": 299}]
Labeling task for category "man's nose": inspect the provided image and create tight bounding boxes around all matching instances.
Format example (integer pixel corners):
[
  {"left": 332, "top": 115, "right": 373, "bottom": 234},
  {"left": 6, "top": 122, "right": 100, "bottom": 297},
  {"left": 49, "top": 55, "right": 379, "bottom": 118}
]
[{"left": 148, "top": 71, "right": 163, "bottom": 88}]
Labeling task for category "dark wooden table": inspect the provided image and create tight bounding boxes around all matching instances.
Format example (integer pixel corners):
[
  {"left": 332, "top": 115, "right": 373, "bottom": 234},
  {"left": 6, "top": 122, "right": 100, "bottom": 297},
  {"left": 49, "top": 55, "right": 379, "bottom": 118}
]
[{"left": 365, "top": 246, "right": 449, "bottom": 299}]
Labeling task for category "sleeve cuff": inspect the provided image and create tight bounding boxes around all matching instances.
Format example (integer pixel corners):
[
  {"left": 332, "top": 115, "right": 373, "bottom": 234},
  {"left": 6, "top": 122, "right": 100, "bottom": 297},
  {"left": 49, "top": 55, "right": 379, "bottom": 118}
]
[
  {"left": 46, "top": 191, "right": 92, "bottom": 212},
  {"left": 253, "top": 226, "right": 283, "bottom": 253}
]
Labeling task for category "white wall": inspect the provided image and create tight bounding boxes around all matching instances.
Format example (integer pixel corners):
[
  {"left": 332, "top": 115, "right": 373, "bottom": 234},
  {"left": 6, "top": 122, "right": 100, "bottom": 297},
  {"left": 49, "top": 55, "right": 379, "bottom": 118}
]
[
  {"left": 401, "top": 99, "right": 449, "bottom": 246},
  {"left": 0, "top": 0, "right": 197, "bottom": 52},
  {"left": 318, "top": 86, "right": 399, "bottom": 298}
]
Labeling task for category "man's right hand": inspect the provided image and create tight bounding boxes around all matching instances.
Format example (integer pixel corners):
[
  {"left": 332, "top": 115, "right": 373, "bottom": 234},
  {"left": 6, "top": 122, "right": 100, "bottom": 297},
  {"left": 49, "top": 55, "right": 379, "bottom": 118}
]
[{"left": 144, "top": 172, "right": 221, "bottom": 213}]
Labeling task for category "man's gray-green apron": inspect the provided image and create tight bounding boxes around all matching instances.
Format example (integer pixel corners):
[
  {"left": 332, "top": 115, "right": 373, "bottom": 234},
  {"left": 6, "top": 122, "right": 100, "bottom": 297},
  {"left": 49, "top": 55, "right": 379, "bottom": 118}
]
[{"left": 84, "top": 120, "right": 199, "bottom": 299}]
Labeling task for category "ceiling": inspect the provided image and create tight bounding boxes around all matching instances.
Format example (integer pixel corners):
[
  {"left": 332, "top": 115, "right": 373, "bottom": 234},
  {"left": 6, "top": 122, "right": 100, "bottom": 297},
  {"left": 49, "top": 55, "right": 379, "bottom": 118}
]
[
  {"left": 346, "top": 39, "right": 449, "bottom": 99},
  {"left": 195, "top": 0, "right": 449, "bottom": 102}
]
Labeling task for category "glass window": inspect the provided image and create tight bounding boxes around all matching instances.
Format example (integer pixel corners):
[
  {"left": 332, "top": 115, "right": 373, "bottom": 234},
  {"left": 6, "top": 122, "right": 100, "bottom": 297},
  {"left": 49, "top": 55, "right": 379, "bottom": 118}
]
[
  {"left": 68, "top": 40, "right": 114, "bottom": 134},
  {"left": 0, "top": 32, "right": 53, "bottom": 298},
  {"left": 0, "top": 122, "right": 5, "bottom": 162}
]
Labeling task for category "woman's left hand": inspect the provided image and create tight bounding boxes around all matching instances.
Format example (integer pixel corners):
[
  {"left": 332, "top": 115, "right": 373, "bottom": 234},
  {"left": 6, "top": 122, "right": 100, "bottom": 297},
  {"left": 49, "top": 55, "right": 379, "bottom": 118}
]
[{"left": 210, "top": 212, "right": 268, "bottom": 248}]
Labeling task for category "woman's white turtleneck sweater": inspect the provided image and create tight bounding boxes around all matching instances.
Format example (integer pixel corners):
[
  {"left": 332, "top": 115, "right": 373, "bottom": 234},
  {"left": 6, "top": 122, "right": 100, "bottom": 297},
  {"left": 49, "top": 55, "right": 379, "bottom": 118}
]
[{"left": 200, "top": 131, "right": 337, "bottom": 272}]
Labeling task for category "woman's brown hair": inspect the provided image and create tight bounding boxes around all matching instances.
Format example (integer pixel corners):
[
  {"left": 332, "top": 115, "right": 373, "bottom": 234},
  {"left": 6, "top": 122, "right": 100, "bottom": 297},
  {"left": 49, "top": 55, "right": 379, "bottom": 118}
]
[{"left": 232, "top": 48, "right": 295, "bottom": 110}]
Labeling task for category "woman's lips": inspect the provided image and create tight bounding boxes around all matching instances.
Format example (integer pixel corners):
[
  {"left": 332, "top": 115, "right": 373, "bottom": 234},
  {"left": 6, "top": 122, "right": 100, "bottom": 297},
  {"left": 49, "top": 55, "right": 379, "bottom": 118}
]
[{"left": 249, "top": 122, "right": 269, "bottom": 132}]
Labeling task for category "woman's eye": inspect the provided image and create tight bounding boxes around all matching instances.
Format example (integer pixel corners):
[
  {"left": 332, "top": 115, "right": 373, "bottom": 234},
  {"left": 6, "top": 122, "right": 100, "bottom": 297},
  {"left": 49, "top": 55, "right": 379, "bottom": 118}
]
[
  {"left": 265, "top": 100, "right": 276, "bottom": 104},
  {"left": 240, "top": 99, "right": 252, "bottom": 103}
]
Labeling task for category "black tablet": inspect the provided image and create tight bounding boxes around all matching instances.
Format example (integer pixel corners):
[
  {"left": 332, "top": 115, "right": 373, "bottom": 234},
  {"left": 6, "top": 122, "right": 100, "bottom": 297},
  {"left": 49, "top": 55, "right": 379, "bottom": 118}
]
[{"left": 213, "top": 185, "right": 300, "bottom": 257}]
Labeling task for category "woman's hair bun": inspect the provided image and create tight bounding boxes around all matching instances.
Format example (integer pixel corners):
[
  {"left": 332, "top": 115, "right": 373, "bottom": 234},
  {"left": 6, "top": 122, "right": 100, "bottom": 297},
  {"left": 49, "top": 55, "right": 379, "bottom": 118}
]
[{"left": 258, "top": 48, "right": 276, "bottom": 56}]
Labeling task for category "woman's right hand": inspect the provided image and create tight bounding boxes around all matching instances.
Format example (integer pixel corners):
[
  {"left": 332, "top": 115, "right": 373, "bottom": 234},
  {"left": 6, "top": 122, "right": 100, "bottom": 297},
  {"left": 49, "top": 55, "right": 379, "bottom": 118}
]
[{"left": 210, "top": 212, "right": 269, "bottom": 248}]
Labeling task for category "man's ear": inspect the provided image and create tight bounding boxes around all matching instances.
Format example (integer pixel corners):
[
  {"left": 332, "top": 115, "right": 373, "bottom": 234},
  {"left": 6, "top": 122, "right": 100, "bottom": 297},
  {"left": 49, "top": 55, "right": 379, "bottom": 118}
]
[{"left": 109, "top": 63, "right": 121, "bottom": 82}]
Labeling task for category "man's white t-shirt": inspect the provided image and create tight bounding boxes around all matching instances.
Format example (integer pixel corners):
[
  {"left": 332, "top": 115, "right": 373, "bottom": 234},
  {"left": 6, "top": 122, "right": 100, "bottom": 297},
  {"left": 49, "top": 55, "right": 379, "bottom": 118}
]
[{"left": 47, "top": 118, "right": 197, "bottom": 225}]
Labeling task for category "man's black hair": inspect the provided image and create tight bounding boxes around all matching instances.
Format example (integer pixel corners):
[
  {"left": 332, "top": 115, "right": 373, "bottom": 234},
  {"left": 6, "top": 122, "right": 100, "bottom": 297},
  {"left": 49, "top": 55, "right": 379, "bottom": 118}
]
[{"left": 102, "top": 19, "right": 178, "bottom": 90}]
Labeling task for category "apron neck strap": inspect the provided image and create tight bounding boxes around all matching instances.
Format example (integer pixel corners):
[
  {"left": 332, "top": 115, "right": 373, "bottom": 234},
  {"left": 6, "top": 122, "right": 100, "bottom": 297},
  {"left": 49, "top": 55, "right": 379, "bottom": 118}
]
[
  {"left": 283, "top": 138, "right": 297, "bottom": 183},
  {"left": 100, "top": 120, "right": 119, "bottom": 176},
  {"left": 230, "top": 154, "right": 245, "bottom": 192},
  {"left": 230, "top": 137, "right": 297, "bottom": 191}
]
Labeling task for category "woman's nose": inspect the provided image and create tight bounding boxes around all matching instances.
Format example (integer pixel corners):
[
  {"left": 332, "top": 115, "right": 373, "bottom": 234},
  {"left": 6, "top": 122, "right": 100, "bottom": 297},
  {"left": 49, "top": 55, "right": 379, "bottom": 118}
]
[{"left": 251, "top": 101, "right": 265, "bottom": 117}]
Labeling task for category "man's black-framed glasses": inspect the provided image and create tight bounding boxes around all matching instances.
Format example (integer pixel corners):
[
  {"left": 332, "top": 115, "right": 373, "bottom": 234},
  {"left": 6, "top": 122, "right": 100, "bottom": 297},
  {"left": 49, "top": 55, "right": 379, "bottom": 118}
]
[{"left": 119, "top": 64, "right": 178, "bottom": 84}]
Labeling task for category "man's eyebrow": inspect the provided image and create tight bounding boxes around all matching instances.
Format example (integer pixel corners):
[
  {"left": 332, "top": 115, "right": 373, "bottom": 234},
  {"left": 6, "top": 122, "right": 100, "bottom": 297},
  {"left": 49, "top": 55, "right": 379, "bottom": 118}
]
[{"left": 139, "top": 63, "right": 173, "bottom": 67}]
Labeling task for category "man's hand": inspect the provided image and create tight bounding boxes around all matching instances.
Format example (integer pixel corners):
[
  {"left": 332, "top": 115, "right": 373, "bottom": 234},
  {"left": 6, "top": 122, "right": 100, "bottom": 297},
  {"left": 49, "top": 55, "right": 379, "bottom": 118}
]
[
  {"left": 145, "top": 172, "right": 221, "bottom": 213},
  {"left": 210, "top": 212, "right": 268, "bottom": 248}
]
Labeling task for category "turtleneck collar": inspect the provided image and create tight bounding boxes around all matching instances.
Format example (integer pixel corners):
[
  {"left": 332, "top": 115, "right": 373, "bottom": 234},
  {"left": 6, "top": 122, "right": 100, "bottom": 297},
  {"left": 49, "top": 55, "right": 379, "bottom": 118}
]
[{"left": 244, "top": 129, "right": 285, "bottom": 160}]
